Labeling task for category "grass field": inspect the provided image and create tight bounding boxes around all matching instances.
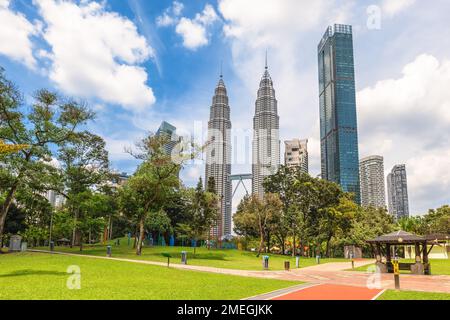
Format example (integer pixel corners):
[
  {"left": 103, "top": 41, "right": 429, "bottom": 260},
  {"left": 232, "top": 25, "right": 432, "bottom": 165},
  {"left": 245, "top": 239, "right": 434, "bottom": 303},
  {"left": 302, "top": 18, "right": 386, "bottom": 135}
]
[
  {"left": 36, "top": 238, "right": 348, "bottom": 271},
  {"left": 378, "top": 290, "right": 450, "bottom": 300},
  {"left": 0, "top": 253, "right": 300, "bottom": 300},
  {"left": 352, "top": 259, "right": 450, "bottom": 275}
]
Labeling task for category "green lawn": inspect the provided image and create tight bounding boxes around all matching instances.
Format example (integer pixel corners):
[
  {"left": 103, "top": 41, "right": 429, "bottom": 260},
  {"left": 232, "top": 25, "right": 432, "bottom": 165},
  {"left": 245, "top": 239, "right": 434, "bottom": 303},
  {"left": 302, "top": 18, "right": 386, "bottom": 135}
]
[
  {"left": 378, "top": 290, "right": 450, "bottom": 300},
  {"left": 36, "top": 238, "right": 348, "bottom": 271},
  {"left": 0, "top": 253, "right": 300, "bottom": 300},
  {"left": 352, "top": 259, "right": 450, "bottom": 275}
]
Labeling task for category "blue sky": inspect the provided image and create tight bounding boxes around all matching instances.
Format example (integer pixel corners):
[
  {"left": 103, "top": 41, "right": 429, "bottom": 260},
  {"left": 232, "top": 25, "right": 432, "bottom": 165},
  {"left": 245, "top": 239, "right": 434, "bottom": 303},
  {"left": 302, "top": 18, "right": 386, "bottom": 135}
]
[{"left": 1, "top": 0, "right": 449, "bottom": 215}]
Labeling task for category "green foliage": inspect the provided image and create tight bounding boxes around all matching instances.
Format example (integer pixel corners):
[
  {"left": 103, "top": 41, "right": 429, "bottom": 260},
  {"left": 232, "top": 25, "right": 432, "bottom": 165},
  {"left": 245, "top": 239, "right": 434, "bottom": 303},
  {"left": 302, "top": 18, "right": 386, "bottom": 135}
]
[
  {"left": 340, "top": 206, "right": 395, "bottom": 254},
  {"left": 119, "top": 133, "right": 181, "bottom": 255},
  {"left": 233, "top": 194, "right": 283, "bottom": 256},
  {"left": 176, "top": 178, "right": 218, "bottom": 244},
  {"left": 0, "top": 69, "right": 94, "bottom": 239},
  {"left": 146, "top": 210, "right": 172, "bottom": 235}
]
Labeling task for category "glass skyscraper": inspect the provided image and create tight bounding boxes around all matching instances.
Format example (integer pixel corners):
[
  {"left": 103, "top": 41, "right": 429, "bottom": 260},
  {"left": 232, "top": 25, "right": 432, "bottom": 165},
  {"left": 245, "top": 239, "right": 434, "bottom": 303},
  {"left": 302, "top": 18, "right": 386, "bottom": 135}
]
[{"left": 318, "top": 24, "right": 361, "bottom": 204}]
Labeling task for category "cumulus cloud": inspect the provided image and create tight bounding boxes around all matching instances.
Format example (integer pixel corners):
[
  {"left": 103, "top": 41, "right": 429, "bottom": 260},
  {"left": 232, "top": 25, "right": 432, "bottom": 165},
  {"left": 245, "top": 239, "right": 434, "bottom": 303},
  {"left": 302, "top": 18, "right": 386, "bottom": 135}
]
[
  {"left": 158, "top": 3, "right": 219, "bottom": 50},
  {"left": 34, "top": 0, "right": 155, "bottom": 111},
  {"left": 0, "top": 0, "right": 38, "bottom": 68},
  {"left": 156, "top": 1, "right": 184, "bottom": 27},
  {"left": 381, "top": 0, "right": 416, "bottom": 17},
  {"left": 358, "top": 54, "right": 450, "bottom": 213}
]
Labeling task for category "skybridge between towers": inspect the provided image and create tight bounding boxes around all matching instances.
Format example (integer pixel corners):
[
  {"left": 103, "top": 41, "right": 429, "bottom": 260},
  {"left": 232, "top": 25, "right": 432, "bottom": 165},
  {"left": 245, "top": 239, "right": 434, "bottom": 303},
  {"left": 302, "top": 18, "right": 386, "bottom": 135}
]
[{"left": 229, "top": 174, "right": 252, "bottom": 198}]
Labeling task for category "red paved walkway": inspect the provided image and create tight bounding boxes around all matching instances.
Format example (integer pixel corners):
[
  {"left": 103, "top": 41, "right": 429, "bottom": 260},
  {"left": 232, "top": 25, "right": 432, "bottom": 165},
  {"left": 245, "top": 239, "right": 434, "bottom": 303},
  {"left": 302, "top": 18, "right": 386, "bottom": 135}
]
[{"left": 272, "top": 284, "right": 384, "bottom": 300}]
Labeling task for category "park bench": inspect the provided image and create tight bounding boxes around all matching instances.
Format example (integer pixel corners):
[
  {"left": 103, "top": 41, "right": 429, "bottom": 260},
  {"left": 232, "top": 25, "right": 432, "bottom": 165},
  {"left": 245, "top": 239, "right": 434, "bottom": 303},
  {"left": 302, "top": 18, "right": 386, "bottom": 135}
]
[{"left": 398, "top": 263, "right": 415, "bottom": 271}]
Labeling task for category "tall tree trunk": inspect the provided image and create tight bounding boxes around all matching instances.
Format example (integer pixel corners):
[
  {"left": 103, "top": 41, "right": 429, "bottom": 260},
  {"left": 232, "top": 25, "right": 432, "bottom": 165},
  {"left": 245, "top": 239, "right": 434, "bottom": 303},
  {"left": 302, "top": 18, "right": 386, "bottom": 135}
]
[
  {"left": 0, "top": 183, "right": 19, "bottom": 241},
  {"left": 257, "top": 229, "right": 265, "bottom": 258},
  {"left": 292, "top": 234, "right": 296, "bottom": 257},
  {"left": 136, "top": 215, "right": 146, "bottom": 256},
  {"left": 266, "top": 231, "right": 270, "bottom": 253},
  {"left": 325, "top": 234, "right": 332, "bottom": 258},
  {"left": 71, "top": 208, "right": 79, "bottom": 247}
]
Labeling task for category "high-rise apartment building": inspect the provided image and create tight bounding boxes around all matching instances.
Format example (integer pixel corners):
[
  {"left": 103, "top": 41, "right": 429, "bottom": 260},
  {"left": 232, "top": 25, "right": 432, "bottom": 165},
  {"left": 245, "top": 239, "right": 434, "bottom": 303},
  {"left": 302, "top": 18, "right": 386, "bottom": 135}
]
[
  {"left": 359, "top": 155, "right": 386, "bottom": 208},
  {"left": 284, "top": 139, "right": 309, "bottom": 174},
  {"left": 318, "top": 24, "right": 361, "bottom": 204},
  {"left": 156, "top": 121, "right": 178, "bottom": 156},
  {"left": 205, "top": 74, "right": 232, "bottom": 239},
  {"left": 252, "top": 59, "right": 280, "bottom": 199},
  {"left": 387, "top": 165, "right": 410, "bottom": 219}
]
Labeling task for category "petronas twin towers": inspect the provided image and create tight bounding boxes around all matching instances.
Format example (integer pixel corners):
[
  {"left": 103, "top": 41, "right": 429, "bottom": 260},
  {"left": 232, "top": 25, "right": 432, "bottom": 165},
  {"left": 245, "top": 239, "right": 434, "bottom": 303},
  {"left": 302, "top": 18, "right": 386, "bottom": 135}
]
[{"left": 205, "top": 59, "right": 280, "bottom": 239}]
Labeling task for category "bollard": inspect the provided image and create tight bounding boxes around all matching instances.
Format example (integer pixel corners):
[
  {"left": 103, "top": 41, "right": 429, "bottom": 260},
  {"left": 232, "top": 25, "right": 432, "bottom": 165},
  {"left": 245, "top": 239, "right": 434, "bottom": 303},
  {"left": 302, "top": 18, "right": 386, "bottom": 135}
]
[
  {"left": 284, "top": 261, "right": 290, "bottom": 271},
  {"left": 181, "top": 251, "right": 188, "bottom": 265},
  {"left": 50, "top": 241, "right": 55, "bottom": 252},
  {"left": 393, "top": 259, "right": 400, "bottom": 290},
  {"left": 262, "top": 256, "right": 269, "bottom": 270},
  {"left": 106, "top": 245, "right": 112, "bottom": 257},
  {"left": 296, "top": 256, "right": 300, "bottom": 269},
  {"left": 352, "top": 259, "right": 355, "bottom": 269},
  {"left": 316, "top": 255, "right": 321, "bottom": 264}
]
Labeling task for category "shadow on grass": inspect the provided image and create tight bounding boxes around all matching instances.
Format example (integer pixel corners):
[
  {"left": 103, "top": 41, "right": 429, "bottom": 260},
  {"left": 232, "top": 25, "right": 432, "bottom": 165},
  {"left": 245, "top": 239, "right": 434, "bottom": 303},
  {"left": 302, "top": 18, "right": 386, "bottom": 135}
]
[{"left": 0, "top": 270, "right": 67, "bottom": 278}]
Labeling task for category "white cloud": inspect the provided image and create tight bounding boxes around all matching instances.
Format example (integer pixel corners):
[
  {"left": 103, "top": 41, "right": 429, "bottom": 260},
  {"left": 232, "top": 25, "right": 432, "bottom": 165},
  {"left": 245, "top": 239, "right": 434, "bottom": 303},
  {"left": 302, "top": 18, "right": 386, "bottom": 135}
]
[
  {"left": 0, "top": 0, "right": 38, "bottom": 68},
  {"left": 175, "top": 4, "right": 219, "bottom": 50},
  {"left": 382, "top": 0, "right": 416, "bottom": 17},
  {"left": 35, "top": 0, "right": 155, "bottom": 111},
  {"left": 358, "top": 54, "right": 450, "bottom": 213},
  {"left": 175, "top": 17, "right": 210, "bottom": 50},
  {"left": 156, "top": 1, "right": 184, "bottom": 27},
  {"left": 158, "top": 3, "right": 219, "bottom": 50}
]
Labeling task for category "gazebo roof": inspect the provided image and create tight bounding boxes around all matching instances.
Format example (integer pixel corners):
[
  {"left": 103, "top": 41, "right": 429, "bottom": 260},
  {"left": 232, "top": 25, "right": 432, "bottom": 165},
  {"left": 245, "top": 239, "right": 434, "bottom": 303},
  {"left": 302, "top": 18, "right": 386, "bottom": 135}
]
[
  {"left": 425, "top": 233, "right": 450, "bottom": 243},
  {"left": 367, "top": 230, "right": 425, "bottom": 244}
]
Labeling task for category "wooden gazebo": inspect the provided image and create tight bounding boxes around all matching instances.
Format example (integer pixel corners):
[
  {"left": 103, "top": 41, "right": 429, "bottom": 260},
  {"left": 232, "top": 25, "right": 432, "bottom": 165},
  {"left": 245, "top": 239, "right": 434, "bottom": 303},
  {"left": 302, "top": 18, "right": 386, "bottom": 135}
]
[{"left": 367, "top": 231, "right": 431, "bottom": 275}]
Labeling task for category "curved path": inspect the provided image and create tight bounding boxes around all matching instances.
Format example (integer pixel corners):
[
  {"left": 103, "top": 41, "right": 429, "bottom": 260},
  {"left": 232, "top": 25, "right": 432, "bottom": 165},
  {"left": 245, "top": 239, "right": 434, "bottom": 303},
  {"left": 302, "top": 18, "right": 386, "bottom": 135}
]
[{"left": 29, "top": 250, "right": 450, "bottom": 298}]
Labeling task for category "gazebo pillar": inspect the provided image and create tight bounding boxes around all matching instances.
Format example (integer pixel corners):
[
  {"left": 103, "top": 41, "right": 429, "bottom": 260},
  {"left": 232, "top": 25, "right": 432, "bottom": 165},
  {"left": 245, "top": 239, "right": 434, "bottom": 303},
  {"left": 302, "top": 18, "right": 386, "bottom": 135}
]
[
  {"left": 415, "top": 242, "right": 421, "bottom": 262},
  {"left": 423, "top": 241, "right": 431, "bottom": 275},
  {"left": 386, "top": 244, "right": 392, "bottom": 273}
]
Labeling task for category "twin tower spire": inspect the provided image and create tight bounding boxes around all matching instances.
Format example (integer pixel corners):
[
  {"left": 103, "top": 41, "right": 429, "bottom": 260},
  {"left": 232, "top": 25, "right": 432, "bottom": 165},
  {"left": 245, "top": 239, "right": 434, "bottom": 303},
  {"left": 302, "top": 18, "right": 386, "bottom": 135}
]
[{"left": 205, "top": 55, "right": 280, "bottom": 239}]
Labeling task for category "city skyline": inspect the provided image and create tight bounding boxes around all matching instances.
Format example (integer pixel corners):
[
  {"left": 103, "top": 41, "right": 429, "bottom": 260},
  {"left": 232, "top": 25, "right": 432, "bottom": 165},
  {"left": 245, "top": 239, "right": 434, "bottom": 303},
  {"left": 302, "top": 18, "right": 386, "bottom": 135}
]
[{"left": 0, "top": 0, "right": 449, "bottom": 215}]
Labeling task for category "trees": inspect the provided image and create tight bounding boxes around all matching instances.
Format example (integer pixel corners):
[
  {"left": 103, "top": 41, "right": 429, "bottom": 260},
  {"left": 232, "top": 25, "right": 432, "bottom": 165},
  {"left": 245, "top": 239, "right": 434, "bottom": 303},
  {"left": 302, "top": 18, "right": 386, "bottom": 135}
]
[
  {"left": 342, "top": 206, "right": 395, "bottom": 255},
  {"left": 0, "top": 69, "right": 93, "bottom": 240},
  {"left": 263, "top": 167, "right": 348, "bottom": 257},
  {"left": 234, "top": 194, "right": 283, "bottom": 257},
  {"left": 57, "top": 131, "right": 110, "bottom": 246},
  {"left": 420, "top": 205, "right": 450, "bottom": 235},
  {"left": 119, "top": 134, "right": 181, "bottom": 255},
  {"left": 179, "top": 178, "right": 218, "bottom": 253}
]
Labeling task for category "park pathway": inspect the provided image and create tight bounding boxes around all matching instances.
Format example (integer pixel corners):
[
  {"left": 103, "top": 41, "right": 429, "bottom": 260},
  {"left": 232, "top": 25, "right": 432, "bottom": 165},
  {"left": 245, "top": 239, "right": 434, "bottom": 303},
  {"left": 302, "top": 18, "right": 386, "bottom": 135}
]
[{"left": 29, "top": 250, "right": 450, "bottom": 297}]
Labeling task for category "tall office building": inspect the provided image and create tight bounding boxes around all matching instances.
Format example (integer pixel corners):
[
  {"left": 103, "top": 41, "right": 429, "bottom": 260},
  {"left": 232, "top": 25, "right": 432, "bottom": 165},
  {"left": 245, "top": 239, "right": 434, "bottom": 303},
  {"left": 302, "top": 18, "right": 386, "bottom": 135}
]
[
  {"left": 284, "top": 139, "right": 309, "bottom": 174},
  {"left": 252, "top": 59, "right": 280, "bottom": 199},
  {"left": 318, "top": 24, "right": 361, "bottom": 204},
  {"left": 359, "top": 155, "right": 386, "bottom": 208},
  {"left": 156, "top": 121, "right": 178, "bottom": 156},
  {"left": 387, "top": 165, "right": 410, "bottom": 220},
  {"left": 205, "top": 74, "right": 232, "bottom": 239}
]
